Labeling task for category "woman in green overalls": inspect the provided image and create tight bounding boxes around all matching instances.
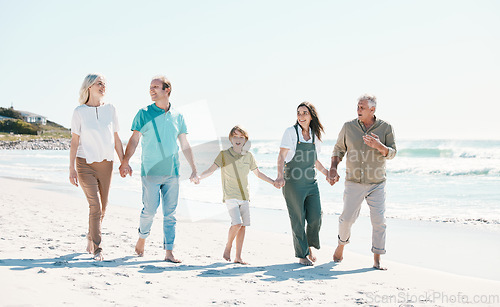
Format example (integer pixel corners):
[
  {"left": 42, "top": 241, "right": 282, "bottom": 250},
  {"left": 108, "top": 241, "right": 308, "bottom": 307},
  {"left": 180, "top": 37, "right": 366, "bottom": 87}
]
[{"left": 275, "top": 102, "right": 329, "bottom": 266}]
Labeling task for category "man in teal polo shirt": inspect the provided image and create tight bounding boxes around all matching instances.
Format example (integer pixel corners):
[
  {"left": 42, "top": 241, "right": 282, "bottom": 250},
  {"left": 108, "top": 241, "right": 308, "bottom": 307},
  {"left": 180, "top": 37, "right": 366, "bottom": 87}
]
[{"left": 120, "top": 75, "right": 198, "bottom": 262}]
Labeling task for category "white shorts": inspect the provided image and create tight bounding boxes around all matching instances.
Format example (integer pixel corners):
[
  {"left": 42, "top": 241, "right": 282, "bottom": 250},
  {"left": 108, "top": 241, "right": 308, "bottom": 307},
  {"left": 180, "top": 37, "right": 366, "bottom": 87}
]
[{"left": 225, "top": 199, "right": 251, "bottom": 226}]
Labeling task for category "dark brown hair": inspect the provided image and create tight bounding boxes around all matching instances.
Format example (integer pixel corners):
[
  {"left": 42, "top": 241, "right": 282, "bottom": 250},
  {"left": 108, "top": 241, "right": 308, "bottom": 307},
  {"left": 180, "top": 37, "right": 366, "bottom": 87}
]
[{"left": 296, "top": 101, "right": 324, "bottom": 141}]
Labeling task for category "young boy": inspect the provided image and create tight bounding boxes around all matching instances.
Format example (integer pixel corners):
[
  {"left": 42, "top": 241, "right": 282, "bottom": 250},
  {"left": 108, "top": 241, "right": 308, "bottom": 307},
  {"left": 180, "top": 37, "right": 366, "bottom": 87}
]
[{"left": 198, "top": 125, "right": 275, "bottom": 264}]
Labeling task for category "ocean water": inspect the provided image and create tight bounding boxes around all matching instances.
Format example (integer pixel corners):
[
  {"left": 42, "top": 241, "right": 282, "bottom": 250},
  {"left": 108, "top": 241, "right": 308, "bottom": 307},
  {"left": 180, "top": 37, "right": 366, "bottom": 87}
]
[
  {"left": 1, "top": 139, "right": 499, "bottom": 228},
  {"left": 2, "top": 139, "right": 500, "bottom": 281}
]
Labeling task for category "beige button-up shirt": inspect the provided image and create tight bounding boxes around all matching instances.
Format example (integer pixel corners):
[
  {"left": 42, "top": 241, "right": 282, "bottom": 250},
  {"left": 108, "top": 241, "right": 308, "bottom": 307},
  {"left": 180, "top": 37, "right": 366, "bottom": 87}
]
[{"left": 332, "top": 117, "right": 396, "bottom": 184}]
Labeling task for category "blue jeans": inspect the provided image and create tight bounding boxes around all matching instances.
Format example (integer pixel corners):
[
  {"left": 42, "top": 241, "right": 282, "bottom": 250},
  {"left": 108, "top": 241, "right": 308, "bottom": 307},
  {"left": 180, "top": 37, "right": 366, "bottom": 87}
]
[{"left": 139, "top": 176, "right": 179, "bottom": 250}]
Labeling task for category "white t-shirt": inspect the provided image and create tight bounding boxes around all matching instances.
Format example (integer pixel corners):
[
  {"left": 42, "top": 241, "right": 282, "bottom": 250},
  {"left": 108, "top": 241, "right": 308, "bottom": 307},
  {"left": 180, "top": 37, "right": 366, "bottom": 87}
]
[
  {"left": 71, "top": 103, "right": 119, "bottom": 164},
  {"left": 280, "top": 125, "right": 322, "bottom": 163}
]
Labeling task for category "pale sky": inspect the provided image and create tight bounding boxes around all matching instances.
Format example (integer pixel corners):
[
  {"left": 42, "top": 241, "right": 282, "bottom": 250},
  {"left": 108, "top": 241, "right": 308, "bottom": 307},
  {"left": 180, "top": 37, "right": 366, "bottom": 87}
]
[{"left": 1, "top": 0, "right": 499, "bottom": 141}]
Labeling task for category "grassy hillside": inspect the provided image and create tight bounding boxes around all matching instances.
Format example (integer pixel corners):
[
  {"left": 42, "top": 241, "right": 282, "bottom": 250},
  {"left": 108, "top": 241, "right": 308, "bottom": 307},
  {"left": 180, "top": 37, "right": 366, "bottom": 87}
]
[{"left": 0, "top": 108, "right": 70, "bottom": 140}]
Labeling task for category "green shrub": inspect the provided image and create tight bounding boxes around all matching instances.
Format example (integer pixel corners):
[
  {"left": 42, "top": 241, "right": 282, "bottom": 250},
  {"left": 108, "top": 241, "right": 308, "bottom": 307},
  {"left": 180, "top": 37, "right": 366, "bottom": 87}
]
[
  {"left": 0, "top": 119, "right": 39, "bottom": 135},
  {"left": 0, "top": 107, "right": 23, "bottom": 120}
]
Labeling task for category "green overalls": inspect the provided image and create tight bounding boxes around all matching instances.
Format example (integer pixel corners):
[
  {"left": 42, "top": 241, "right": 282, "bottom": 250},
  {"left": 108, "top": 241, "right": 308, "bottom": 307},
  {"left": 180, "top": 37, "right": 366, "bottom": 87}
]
[{"left": 282, "top": 125, "right": 322, "bottom": 258}]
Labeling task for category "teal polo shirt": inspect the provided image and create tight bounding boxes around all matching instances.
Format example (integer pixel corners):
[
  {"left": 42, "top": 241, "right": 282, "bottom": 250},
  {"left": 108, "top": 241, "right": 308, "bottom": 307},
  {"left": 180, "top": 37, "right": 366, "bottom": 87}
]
[{"left": 131, "top": 103, "right": 188, "bottom": 176}]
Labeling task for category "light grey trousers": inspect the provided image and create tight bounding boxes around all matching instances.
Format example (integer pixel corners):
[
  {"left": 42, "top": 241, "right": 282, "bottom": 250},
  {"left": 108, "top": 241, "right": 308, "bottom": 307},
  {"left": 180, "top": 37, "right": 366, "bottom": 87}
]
[{"left": 338, "top": 180, "right": 386, "bottom": 254}]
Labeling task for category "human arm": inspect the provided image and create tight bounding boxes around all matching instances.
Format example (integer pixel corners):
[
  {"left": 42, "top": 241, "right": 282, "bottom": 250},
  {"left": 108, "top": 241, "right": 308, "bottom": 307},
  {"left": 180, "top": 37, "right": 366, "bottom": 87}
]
[
  {"left": 198, "top": 163, "right": 219, "bottom": 181},
  {"left": 315, "top": 160, "right": 329, "bottom": 177},
  {"left": 114, "top": 132, "right": 125, "bottom": 163},
  {"left": 69, "top": 133, "right": 80, "bottom": 187},
  {"left": 178, "top": 133, "right": 199, "bottom": 184},
  {"left": 252, "top": 168, "right": 275, "bottom": 186},
  {"left": 327, "top": 124, "right": 347, "bottom": 186},
  {"left": 119, "top": 130, "right": 141, "bottom": 177},
  {"left": 366, "top": 125, "right": 397, "bottom": 159},
  {"left": 275, "top": 147, "right": 289, "bottom": 188}
]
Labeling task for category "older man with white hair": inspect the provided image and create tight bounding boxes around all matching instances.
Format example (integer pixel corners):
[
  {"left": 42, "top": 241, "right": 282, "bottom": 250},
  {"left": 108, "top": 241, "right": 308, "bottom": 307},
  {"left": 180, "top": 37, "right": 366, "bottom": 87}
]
[{"left": 327, "top": 94, "right": 396, "bottom": 270}]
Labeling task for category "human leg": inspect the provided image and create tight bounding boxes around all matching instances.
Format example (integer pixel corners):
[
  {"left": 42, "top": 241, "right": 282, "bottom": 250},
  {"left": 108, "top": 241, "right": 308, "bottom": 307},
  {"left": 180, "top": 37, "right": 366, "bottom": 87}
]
[
  {"left": 224, "top": 199, "right": 244, "bottom": 261},
  {"left": 136, "top": 176, "right": 162, "bottom": 256},
  {"left": 304, "top": 184, "right": 322, "bottom": 252},
  {"left": 92, "top": 160, "right": 113, "bottom": 260},
  {"left": 222, "top": 224, "right": 246, "bottom": 263},
  {"left": 86, "top": 235, "right": 94, "bottom": 254},
  {"left": 283, "top": 183, "right": 310, "bottom": 261},
  {"left": 224, "top": 224, "right": 241, "bottom": 261},
  {"left": 233, "top": 226, "right": 247, "bottom": 264},
  {"left": 77, "top": 158, "right": 103, "bottom": 256},
  {"left": 160, "top": 176, "right": 180, "bottom": 262},
  {"left": 335, "top": 181, "right": 365, "bottom": 261},
  {"left": 234, "top": 201, "right": 250, "bottom": 264},
  {"left": 366, "top": 182, "right": 387, "bottom": 269},
  {"left": 366, "top": 182, "right": 387, "bottom": 254},
  {"left": 94, "top": 161, "right": 113, "bottom": 222}
]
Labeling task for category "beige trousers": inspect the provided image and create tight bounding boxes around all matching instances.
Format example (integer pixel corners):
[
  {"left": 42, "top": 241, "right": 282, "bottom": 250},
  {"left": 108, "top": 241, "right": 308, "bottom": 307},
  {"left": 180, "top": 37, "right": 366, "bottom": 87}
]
[
  {"left": 76, "top": 157, "right": 113, "bottom": 254},
  {"left": 338, "top": 180, "right": 387, "bottom": 254}
]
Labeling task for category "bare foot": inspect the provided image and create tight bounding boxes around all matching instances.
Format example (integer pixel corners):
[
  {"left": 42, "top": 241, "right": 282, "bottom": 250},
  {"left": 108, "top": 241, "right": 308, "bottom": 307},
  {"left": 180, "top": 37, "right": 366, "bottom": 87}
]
[
  {"left": 373, "top": 254, "right": 387, "bottom": 270},
  {"left": 299, "top": 258, "right": 313, "bottom": 266},
  {"left": 234, "top": 258, "right": 248, "bottom": 265},
  {"left": 165, "top": 250, "right": 182, "bottom": 263},
  {"left": 135, "top": 238, "right": 145, "bottom": 257},
  {"left": 307, "top": 247, "right": 317, "bottom": 262},
  {"left": 93, "top": 251, "right": 103, "bottom": 261},
  {"left": 333, "top": 245, "right": 344, "bottom": 262},
  {"left": 86, "top": 236, "right": 94, "bottom": 254},
  {"left": 223, "top": 245, "right": 231, "bottom": 262}
]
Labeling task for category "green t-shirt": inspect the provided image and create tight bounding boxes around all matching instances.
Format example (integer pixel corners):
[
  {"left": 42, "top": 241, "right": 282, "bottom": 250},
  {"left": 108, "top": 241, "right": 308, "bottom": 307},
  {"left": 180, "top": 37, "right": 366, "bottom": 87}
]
[
  {"left": 214, "top": 147, "right": 258, "bottom": 202},
  {"left": 131, "top": 103, "right": 188, "bottom": 176}
]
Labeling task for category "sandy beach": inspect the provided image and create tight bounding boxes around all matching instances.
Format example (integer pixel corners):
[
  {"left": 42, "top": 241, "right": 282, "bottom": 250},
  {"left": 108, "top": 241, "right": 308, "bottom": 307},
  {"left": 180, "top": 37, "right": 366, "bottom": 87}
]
[{"left": 1, "top": 177, "right": 499, "bottom": 306}]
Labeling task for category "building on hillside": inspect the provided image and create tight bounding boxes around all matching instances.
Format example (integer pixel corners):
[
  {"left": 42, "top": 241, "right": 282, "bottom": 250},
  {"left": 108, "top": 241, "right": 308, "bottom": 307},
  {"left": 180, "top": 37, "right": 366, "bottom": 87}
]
[{"left": 18, "top": 110, "right": 47, "bottom": 125}]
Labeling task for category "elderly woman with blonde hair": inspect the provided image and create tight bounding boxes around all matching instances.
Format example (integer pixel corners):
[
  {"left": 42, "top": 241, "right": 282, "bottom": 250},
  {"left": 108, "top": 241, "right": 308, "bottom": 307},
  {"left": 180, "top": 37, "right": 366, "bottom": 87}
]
[{"left": 69, "top": 73, "right": 124, "bottom": 261}]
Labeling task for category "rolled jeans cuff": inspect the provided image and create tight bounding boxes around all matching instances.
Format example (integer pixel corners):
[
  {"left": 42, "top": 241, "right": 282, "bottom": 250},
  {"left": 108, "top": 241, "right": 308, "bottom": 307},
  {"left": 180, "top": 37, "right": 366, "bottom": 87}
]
[
  {"left": 372, "top": 246, "right": 386, "bottom": 254},
  {"left": 138, "top": 227, "right": 150, "bottom": 239},
  {"left": 164, "top": 243, "right": 174, "bottom": 250}
]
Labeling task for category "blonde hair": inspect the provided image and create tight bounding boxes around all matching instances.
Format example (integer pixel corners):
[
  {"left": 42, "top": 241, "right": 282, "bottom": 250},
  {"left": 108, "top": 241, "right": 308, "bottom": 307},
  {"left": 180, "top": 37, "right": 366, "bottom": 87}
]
[
  {"left": 152, "top": 75, "right": 172, "bottom": 96},
  {"left": 78, "top": 73, "right": 105, "bottom": 105},
  {"left": 229, "top": 125, "right": 249, "bottom": 141}
]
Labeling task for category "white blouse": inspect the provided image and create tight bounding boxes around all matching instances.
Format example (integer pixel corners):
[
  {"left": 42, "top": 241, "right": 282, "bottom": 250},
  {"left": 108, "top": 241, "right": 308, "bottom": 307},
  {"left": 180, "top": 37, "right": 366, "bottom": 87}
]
[
  {"left": 280, "top": 125, "right": 322, "bottom": 163},
  {"left": 71, "top": 103, "right": 119, "bottom": 164}
]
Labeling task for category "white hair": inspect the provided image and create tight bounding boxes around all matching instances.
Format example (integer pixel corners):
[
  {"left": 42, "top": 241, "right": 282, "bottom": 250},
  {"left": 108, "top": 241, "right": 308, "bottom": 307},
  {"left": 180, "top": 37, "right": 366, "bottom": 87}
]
[
  {"left": 358, "top": 94, "right": 377, "bottom": 109},
  {"left": 78, "top": 73, "right": 105, "bottom": 105}
]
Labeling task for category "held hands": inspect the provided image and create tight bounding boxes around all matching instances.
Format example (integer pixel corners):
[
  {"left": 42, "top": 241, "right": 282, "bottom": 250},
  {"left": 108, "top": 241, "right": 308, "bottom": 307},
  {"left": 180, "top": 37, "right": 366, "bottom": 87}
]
[
  {"left": 274, "top": 177, "right": 285, "bottom": 189},
  {"left": 119, "top": 163, "right": 133, "bottom": 177},
  {"left": 190, "top": 171, "right": 200, "bottom": 184},
  {"left": 270, "top": 179, "right": 279, "bottom": 189},
  {"left": 327, "top": 168, "right": 340, "bottom": 186},
  {"left": 69, "top": 168, "right": 78, "bottom": 187}
]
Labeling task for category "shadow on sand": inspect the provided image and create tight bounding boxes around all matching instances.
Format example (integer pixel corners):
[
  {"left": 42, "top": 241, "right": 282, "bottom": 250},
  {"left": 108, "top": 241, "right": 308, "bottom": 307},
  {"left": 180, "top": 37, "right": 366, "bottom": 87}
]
[{"left": 0, "top": 253, "right": 375, "bottom": 281}]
